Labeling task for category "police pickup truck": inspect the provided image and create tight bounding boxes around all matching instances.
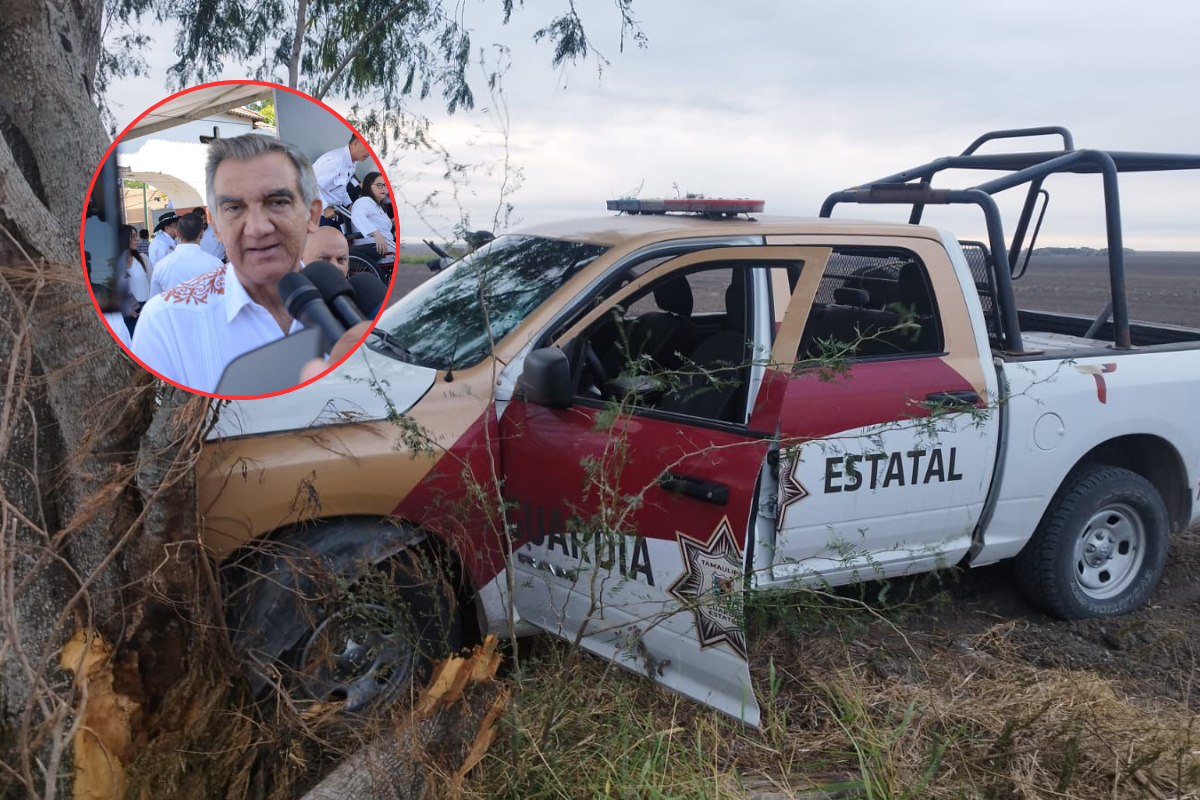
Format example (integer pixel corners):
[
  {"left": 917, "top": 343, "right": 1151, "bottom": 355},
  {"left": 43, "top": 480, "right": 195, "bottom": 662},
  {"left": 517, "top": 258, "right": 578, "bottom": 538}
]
[{"left": 202, "top": 128, "right": 1200, "bottom": 723}]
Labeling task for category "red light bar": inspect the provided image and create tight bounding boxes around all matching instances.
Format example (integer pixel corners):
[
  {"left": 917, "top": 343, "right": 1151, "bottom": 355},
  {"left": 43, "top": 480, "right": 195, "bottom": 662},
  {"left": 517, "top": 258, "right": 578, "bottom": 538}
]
[{"left": 607, "top": 198, "right": 765, "bottom": 215}]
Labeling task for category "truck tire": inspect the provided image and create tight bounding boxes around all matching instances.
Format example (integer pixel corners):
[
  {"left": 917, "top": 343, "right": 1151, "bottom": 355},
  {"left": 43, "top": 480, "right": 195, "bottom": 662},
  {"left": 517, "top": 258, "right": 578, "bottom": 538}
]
[
  {"left": 1013, "top": 464, "right": 1169, "bottom": 619},
  {"left": 281, "top": 548, "right": 462, "bottom": 713},
  {"left": 224, "top": 524, "right": 461, "bottom": 714}
]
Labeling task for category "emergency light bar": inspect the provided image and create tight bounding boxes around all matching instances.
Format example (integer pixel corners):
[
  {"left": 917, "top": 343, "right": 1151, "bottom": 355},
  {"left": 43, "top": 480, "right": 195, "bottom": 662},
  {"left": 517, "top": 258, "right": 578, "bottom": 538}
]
[{"left": 606, "top": 198, "right": 765, "bottom": 216}]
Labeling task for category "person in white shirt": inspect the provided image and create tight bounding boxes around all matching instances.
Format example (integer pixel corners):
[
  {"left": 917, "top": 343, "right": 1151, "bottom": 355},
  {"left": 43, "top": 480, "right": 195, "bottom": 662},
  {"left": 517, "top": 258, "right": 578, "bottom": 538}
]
[
  {"left": 132, "top": 134, "right": 323, "bottom": 394},
  {"left": 119, "top": 223, "right": 151, "bottom": 319},
  {"left": 302, "top": 225, "right": 351, "bottom": 276},
  {"left": 104, "top": 310, "right": 134, "bottom": 349},
  {"left": 312, "top": 134, "right": 371, "bottom": 228},
  {"left": 147, "top": 212, "right": 178, "bottom": 269},
  {"left": 149, "top": 213, "right": 223, "bottom": 296},
  {"left": 192, "top": 206, "right": 226, "bottom": 262},
  {"left": 349, "top": 171, "right": 395, "bottom": 257}
]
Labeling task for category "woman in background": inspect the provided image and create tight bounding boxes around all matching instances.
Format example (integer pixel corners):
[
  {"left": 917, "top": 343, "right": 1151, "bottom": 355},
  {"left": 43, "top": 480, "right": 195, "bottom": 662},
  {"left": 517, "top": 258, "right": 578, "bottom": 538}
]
[
  {"left": 119, "top": 223, "right": 150, "bottom": 335},
  {"left": 349, "top": 171, "right": 395, "bottom": 259}
]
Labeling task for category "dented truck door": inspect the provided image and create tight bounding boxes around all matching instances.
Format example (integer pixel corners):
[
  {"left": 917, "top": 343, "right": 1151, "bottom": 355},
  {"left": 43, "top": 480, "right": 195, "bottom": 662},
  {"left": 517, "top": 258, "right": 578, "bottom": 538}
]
[{"left": 500, "top": 246, "right": 831, "bottom": 724}]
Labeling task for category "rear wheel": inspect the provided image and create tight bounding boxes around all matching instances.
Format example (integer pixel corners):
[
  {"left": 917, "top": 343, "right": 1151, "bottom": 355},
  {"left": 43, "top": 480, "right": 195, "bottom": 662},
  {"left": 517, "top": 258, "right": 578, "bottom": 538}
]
[{"left": 1013, "top": 465, "right": 1169, "bottom": 619}]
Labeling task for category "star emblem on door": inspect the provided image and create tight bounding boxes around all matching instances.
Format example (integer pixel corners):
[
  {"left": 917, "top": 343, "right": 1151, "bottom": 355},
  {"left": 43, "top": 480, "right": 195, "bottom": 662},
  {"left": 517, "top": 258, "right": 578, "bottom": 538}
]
[
  {"left": 776, "top": 451, "right": 810, "bottom": 533},
  {"left": 667, "top": 517, "right": 748, "bottom": 660}
]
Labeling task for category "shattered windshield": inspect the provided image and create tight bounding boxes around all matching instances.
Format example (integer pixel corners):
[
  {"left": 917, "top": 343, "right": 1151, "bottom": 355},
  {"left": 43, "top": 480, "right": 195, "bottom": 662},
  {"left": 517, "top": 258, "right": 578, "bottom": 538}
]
[{"left": 374, "top": 235, "right": 608, "bottom": 369}]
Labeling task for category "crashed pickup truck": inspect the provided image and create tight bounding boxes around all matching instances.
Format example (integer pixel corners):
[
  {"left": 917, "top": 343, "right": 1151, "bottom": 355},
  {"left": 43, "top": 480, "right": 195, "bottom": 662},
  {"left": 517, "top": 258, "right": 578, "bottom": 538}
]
[{"left": 201, "top": 128, "right": 1200, "bottom": 724}]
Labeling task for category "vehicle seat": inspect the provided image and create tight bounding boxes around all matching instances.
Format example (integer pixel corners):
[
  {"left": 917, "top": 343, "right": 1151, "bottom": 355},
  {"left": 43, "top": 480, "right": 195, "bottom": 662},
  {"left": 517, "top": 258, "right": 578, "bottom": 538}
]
[
  {"left": 613, "top": 277, "right": 700, "bottom": 374},
  {"left": 833, "top": 287, "right": 870, "bottom": 307},
  {"left": 799, "top": 298, "right": 903, "bottom": 359},
  {"left": 846, "top": 265, "right": 902, "bottom": 309},
  {"left": 890, "top": 262, "right": 939, "bottom": 352},
  {"left": 659, "top": 278, "right": 749, "bottom": 421}
]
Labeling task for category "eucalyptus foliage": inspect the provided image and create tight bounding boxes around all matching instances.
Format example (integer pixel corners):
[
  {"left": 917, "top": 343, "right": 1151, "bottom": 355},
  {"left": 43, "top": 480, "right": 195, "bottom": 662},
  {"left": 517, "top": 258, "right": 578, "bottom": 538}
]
[{"left": 105, "top": 0, "right": 644, "bottom": 113}]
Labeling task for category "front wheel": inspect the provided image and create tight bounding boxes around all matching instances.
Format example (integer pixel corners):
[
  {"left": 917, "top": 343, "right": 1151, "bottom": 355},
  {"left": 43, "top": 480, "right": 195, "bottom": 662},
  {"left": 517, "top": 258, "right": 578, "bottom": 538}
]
[
  {"left": 284, "top": 549, "right": 461, "bottom": 712},
  {"left": 224, "top": 523, "right": 461, "bottom": 715},
  {"left": 1014, "top": 464, "right": 1169, "bottom": 619}
]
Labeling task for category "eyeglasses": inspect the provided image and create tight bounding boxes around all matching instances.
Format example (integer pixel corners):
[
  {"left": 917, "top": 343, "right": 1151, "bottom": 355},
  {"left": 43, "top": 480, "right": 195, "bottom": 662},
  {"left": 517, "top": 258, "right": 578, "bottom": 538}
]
[{"left": 371, "top": 182, "right": 387, "bottom": 189}]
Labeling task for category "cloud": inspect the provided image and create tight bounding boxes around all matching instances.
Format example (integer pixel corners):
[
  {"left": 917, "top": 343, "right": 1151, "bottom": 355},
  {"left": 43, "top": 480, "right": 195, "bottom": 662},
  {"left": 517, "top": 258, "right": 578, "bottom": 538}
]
[{"left": 105, "top": 0, "right": 1200, "bottom": 247}]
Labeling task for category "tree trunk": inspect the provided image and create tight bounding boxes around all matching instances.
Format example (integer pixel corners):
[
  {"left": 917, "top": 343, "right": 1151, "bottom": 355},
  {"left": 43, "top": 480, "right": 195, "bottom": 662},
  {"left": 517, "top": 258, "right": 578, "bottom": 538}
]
[
  {"left": 300, "top": 638, "right": 507, "bottom": 800},
  {"left": 0, "top": 1, "right": 209, "bottom": 794}
]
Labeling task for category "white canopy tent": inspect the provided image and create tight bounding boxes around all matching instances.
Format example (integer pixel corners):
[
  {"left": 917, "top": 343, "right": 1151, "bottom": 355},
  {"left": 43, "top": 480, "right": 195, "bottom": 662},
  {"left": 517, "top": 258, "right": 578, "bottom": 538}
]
[
  {"left": 116, "top": 83, "right": 367, "bottom": 216},
  {"left": 120, "top": 171, "right": 204, "bottom": 209},
  {"left": 126, "top": 84, "right": 273, "bottom": 139}
]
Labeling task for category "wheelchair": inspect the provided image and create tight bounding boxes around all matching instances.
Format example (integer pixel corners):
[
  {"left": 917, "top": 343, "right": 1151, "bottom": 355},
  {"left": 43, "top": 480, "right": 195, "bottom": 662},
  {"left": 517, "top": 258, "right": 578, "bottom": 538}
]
[
  {"left": 330, "top": 204, "right": 394, "bottom": 284},
  {"left": 347, "top": 243, "right": 393, "bottom": 284}
]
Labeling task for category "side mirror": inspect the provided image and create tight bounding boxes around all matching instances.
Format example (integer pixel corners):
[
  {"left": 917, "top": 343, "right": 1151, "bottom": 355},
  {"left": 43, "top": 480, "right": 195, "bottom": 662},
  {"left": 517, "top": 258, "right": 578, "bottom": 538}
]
[{"left": 517, "top": 347, "right": 573, "bottom": 409}]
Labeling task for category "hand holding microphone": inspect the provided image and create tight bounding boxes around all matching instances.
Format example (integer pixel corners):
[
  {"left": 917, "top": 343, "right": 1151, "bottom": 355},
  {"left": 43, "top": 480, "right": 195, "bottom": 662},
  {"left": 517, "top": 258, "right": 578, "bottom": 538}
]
[
  {"left": 301, "top": 261, "right": 373, "bottom": 327},
  {"left": 219, "top": 265, "right": 379, "bottom": 393},
  {"left": 299, "top": 322, "right": 371, "bottom": 383},
  {"left": 278, "top": 271, "right": 346, "bottom": 352},
  {"left": 293, "top": 261, "right": 390, "bottom": 381}
]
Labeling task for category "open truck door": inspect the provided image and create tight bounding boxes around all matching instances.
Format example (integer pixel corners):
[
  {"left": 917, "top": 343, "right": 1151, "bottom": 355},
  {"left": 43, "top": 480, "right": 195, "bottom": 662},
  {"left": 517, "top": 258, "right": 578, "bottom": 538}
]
[{"left": 500, "top": 246, "right": 832, "bottom": 724}]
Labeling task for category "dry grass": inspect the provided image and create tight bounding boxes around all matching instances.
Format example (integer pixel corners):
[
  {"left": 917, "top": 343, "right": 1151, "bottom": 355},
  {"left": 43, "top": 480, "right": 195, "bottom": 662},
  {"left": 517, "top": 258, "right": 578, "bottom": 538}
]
[{"left": 462, "top": 597, "right": 1200, "bottom": 799}]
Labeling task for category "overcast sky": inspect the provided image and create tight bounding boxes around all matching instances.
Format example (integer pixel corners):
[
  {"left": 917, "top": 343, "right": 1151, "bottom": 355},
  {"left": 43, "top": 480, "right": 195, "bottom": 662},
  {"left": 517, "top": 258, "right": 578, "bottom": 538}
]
[{"left": 108, "top": 0, "right": 1200, "bottom": 248}]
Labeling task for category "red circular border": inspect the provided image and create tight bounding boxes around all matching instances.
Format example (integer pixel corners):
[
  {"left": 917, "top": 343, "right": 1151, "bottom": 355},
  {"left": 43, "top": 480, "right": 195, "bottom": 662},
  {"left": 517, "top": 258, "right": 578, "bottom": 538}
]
[{"left": 80, "top": 79, "right": 400, "bottom": 400}]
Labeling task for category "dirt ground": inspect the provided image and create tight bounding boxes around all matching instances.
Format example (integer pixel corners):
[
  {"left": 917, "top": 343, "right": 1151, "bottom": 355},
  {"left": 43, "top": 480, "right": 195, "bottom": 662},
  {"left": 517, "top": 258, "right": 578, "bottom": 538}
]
[
  {"left": 895, "top": 523, "right": 1200, "bottom": 704},
  {"left": 1015, "top": 252, "right": 1200, "bottom": 328}
]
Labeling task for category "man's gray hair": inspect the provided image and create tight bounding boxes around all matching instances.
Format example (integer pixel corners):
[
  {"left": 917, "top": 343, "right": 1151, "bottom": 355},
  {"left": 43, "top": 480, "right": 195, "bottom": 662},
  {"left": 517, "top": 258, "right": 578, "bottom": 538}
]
[{"left": 205, "top": 134, "right": 320, "bottom": 228}]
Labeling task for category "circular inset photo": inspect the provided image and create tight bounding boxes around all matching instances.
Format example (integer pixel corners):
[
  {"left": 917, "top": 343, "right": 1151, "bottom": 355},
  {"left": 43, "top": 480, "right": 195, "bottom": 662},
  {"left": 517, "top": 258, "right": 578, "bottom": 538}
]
[{"left": 82, "top": 80, "right": 398, "bottom": 398}]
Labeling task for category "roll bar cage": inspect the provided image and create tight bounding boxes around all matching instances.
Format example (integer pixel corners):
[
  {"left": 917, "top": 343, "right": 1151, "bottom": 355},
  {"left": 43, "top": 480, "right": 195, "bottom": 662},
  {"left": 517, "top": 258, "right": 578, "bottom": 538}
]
[{"left": 819, "top": 126, "right": 1200, "bottom": 352}]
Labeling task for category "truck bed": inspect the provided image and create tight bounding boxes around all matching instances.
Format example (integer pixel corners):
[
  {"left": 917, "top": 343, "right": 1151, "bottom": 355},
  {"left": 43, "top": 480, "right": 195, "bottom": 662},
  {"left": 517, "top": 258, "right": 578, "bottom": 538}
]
[{"left": 1011, "top": 309, "right": 1200, "bottom": 356}]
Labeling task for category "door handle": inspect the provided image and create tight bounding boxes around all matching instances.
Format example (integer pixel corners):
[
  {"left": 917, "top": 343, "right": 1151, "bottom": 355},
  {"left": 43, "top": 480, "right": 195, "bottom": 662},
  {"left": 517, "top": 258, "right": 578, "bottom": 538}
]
[
  {"left": 924, "top": 390, "right": 981, "bottom": 409},
  {"left": 658, "top": 472, "right": 730, "bottom": 505}
]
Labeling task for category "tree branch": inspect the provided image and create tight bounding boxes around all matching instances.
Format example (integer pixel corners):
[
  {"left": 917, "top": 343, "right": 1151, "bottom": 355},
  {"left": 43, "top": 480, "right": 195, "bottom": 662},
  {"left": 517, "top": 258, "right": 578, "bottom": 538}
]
[
  {"left": 288, "top": 0, "right": 310, "bottom": 88},
  {"left": 314, "top": 3, "right": 411, "bottom": 101}
]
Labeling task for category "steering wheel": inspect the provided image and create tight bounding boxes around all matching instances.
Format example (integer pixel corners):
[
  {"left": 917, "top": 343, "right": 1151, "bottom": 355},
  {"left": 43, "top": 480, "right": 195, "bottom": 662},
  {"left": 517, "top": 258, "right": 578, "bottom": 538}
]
[{"left": 582, "top": 341, "right": 609, "bottom": 391}]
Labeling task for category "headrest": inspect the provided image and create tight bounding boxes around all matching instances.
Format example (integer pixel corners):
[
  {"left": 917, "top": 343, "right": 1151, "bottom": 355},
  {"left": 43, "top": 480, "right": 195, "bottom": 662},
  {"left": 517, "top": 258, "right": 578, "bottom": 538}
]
[
  {"left": 897, "top": 262, "right": 934, "bottom": 316},
  {"left": 725, "top": 276, "right": 747, "bottom": 331},
  {"left": 653, "top": 277, "right": 694, "bottom": 318},
  {"left": 833, "top": 287, "right": 870, "bottom": 307}
]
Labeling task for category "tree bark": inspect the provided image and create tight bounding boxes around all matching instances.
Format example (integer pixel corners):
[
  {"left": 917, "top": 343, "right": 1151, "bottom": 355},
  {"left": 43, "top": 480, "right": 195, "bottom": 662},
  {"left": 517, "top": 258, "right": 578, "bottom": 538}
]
[
  {"left": 301, "top": 638, "right": 506, "bottom": 800},
  {"left": 0, "top": 1, "right": 207, "bottom": 794}
]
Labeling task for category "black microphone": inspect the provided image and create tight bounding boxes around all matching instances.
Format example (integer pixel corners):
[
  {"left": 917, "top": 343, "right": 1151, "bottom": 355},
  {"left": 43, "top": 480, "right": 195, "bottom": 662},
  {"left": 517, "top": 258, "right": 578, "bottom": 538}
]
[
  {"left": 303, "top": 261, "right": 368, "bottom": 328},
  {"left": 278, "top": 272, "right": 345, "bottom": 352},
  {"left": 347, "top": 272, "right": 388, "bottom": 318}
]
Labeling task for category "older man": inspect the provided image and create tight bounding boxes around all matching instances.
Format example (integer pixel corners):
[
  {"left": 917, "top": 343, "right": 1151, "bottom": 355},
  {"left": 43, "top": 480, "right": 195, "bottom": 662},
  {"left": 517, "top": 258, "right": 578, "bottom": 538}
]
[
  {"left": 149, "top": 212, "right": 222, "bottom": 296},
  {"left": 302, "top": 225, "right": 350, "bottom": 275},
  {"left": 132, "top": 134, "right": 322, "bottom": 393},
  {"left": 147, "top": 212, "right": 178, "bottom": 269},
  {"left": 312, "top": 134, "right": 371, "bottom": 227}
]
